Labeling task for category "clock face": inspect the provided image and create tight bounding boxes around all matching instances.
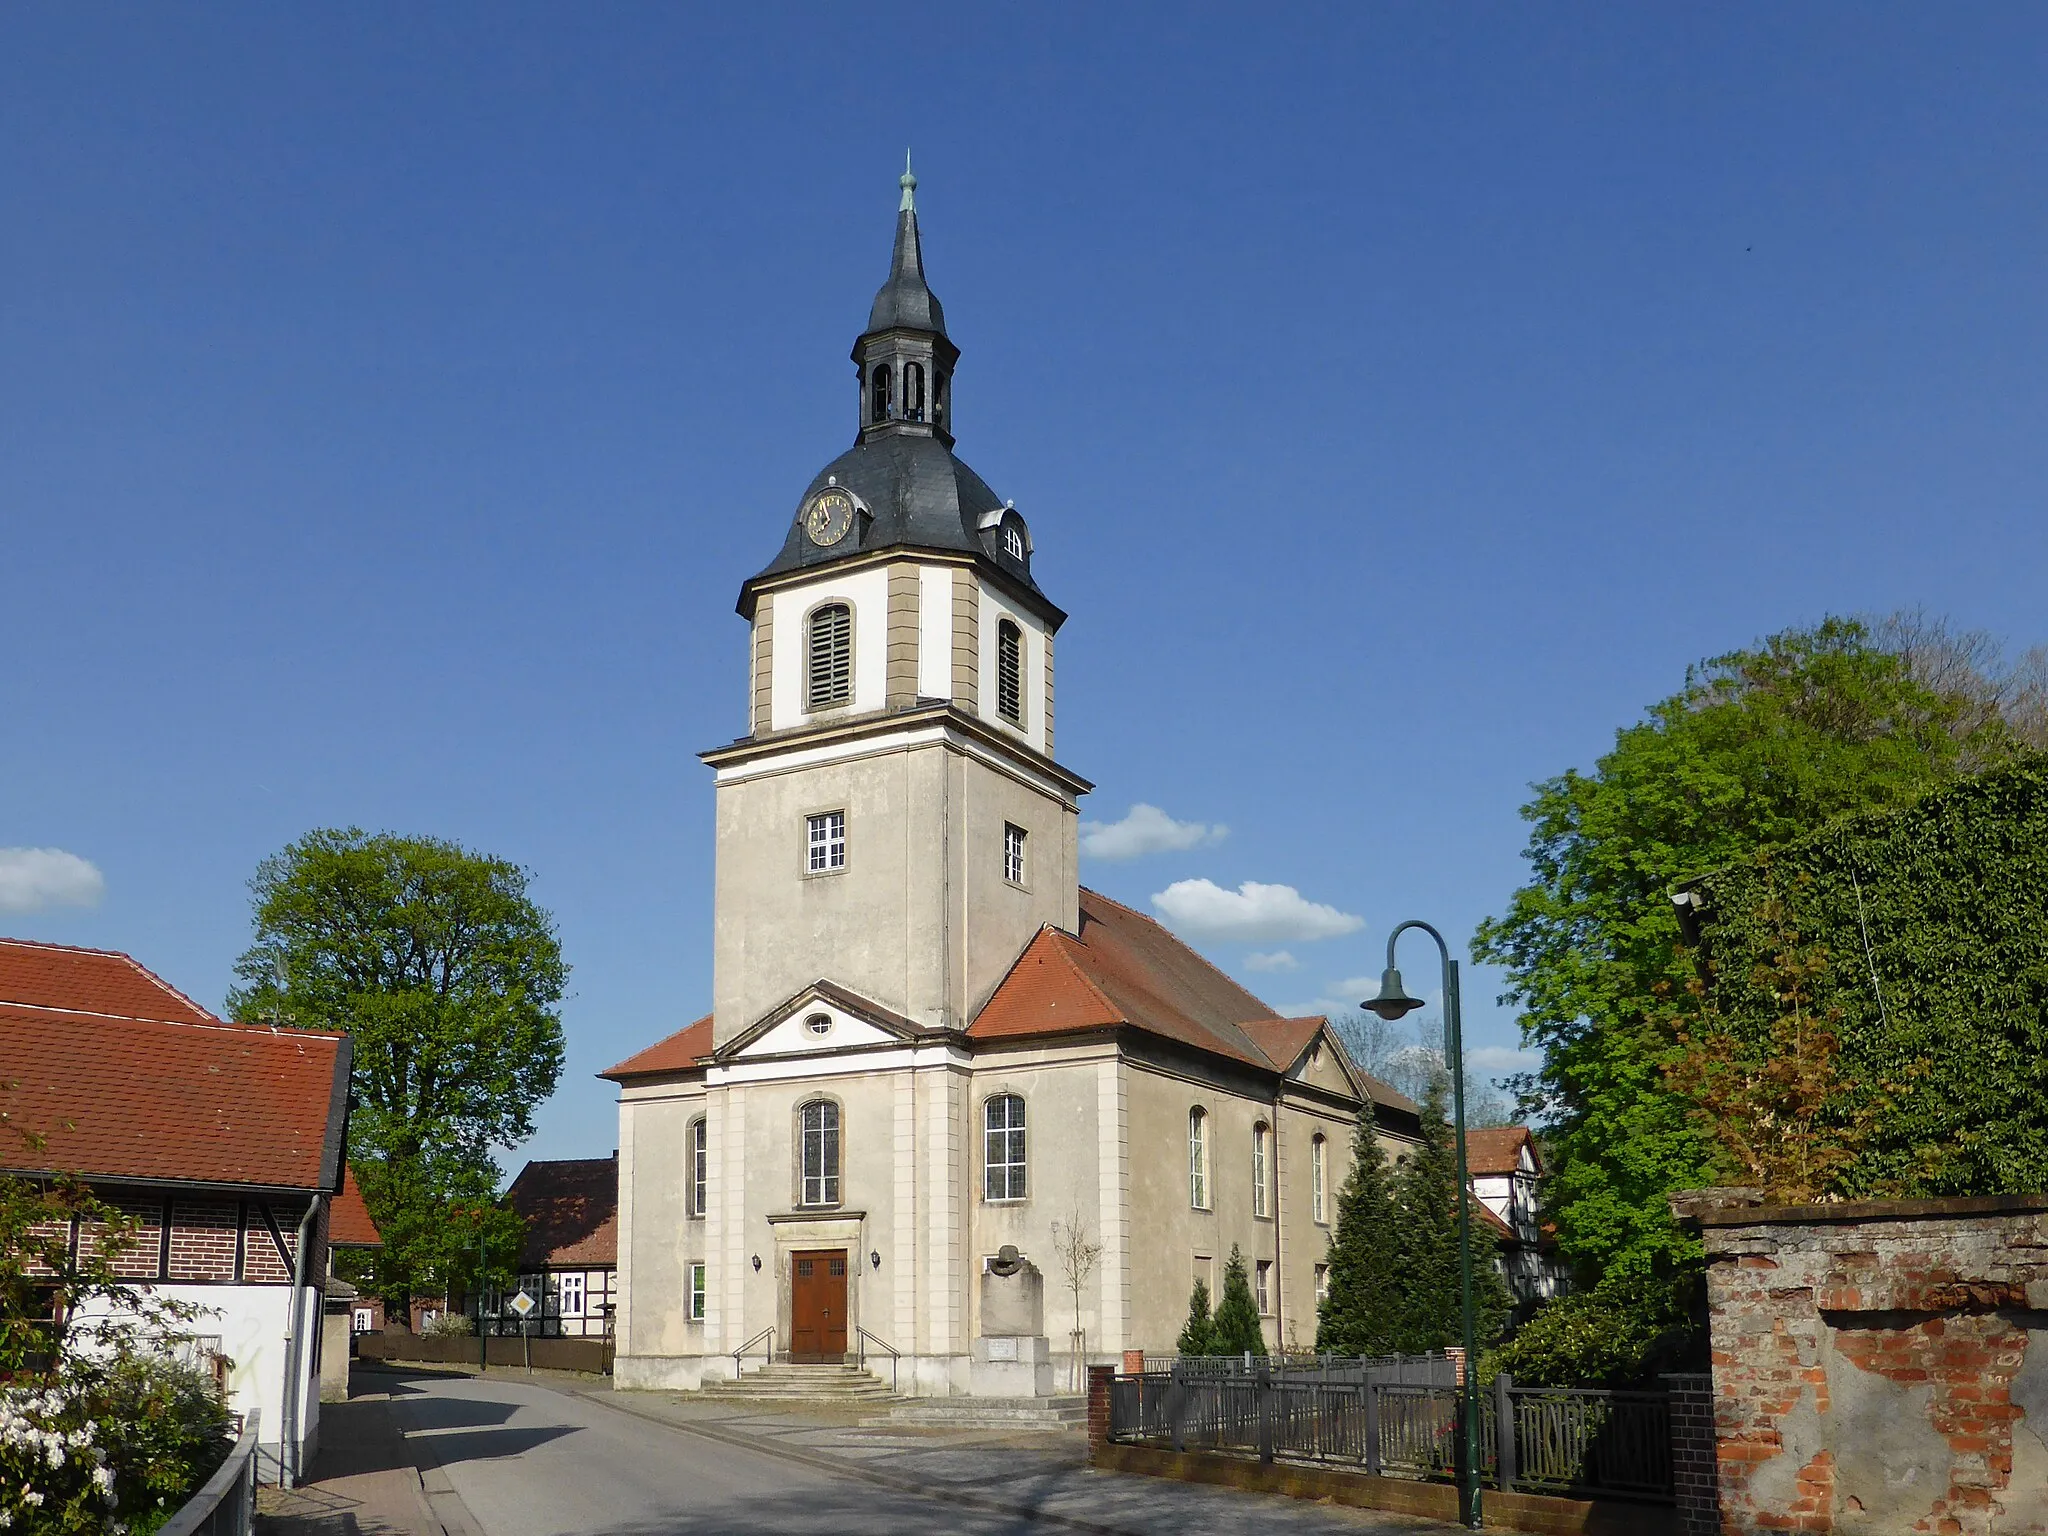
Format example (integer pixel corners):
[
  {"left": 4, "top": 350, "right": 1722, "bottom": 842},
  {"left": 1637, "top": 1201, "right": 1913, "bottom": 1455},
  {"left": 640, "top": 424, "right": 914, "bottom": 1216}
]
[{"left": 804, "top": 489, "right": 856, "bottom": 547}]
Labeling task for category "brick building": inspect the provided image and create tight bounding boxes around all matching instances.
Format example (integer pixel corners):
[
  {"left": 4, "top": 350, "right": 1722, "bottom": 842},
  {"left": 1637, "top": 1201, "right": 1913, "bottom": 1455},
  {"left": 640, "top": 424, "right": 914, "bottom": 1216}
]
[{"left": 0, "top": 937, "right": 353, "bottom": 1482}]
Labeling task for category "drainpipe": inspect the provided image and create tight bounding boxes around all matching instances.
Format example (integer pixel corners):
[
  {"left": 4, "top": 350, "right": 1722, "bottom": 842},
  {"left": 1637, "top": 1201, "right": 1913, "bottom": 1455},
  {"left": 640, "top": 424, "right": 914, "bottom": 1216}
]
[{"left": 279, "top": 1194, "right": 325, "bottom": 1487}]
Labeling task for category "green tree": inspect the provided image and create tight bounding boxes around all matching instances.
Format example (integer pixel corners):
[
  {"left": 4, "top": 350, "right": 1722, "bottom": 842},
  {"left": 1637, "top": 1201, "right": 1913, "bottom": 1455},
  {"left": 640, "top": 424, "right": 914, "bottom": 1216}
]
[
  {"left": 1176, "top": 1279, "right": 1218, "bottom": 1357},
  {"left": 1211, "top": 1245, "right": 1267, "bottom": 1357},
  {"left": 1390, "top": 1081, "right": 1512, "bottom": 1353},
  {"left": 1473, "top": 618, "right": 2004, "bottom": 1285},
  {"left": 1315, "top": 1106, "right": 1403, "bottom": 1355},
  {"left": 229, "top": 828, "right": 567, "bottom": 1310}
]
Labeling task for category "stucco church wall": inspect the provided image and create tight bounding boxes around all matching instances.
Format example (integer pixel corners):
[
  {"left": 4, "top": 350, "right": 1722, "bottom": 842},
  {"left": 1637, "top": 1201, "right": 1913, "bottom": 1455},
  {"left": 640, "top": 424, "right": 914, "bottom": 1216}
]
[
  {"left": 766, "top": 566, "right": 890, "bottom": 732},
  {"left": 963, "top": 1044, "right": 1114, "bottom": 1352},
  {"left": 712, "top": 740, "right": 1075, "bottom": 1044},
  {"left": 712, "top": 745, "right": 944, "bottom": 1040},
  {"left": 617, "top": 1086, "right": 703, "bottom": 1363},
  {"left": 1124, "top": 1053, "right": 1286, "bottom": 1353}
]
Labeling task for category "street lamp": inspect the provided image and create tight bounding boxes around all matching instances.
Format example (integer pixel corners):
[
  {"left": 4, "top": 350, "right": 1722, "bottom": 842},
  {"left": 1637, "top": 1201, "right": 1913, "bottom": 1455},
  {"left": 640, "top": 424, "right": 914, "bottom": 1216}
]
[{"left": 1363, "top": 920, "right": 1482, "bottom": 1531}]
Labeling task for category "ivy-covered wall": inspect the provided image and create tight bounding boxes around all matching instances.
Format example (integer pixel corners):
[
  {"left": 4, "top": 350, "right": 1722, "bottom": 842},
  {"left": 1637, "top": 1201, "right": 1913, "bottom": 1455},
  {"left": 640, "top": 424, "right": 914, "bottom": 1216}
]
[{"left": 1697, "top": 754, "right": 2048, "bottom": 1198}]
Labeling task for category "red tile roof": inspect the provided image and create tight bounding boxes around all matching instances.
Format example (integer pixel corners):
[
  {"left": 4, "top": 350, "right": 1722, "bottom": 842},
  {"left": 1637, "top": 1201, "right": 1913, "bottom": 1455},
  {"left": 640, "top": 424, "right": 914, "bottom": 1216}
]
[
  {"left": 507, "top": 1157, "right": 617, "bottom": 1269},
  {"left": 1465, "top": 1125, "right": 1539, "bottom": 1177},
  {"left": 329, "top": 1166, "right": 382, "bottom": 1247},
  {"left": 600, "top": 1013, "right": 712, "bottom": 1081},
  {"left": 0, "top": 938, "right": 350, "bottom": 1192},
  {"left": 0, "top": 937, "right": 215, "bottom": 1025},
  {"left": 972, "top": 892, "right": 1415, "bottom": 1114}
]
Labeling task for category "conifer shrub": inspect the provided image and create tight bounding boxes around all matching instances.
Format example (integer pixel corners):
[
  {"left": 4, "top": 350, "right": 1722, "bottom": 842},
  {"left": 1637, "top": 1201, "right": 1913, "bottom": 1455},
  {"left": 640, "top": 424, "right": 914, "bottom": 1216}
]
[
  {"left": 1175, "top": 1279, "right": 1218, "bottom": 1357},
  {"left": 1211, "top": 1245, "right": 1267, "bottom": 1357}
]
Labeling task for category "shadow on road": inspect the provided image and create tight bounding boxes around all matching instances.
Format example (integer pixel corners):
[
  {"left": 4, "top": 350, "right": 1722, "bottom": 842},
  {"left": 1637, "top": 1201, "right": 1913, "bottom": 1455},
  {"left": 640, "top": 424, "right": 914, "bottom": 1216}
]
[
  {"left": 588, "top": 1488, "right": 1038, "bottom": 1536},
  {"left": 406, "top": 1422, "right": 583, "bottom": 1467}
]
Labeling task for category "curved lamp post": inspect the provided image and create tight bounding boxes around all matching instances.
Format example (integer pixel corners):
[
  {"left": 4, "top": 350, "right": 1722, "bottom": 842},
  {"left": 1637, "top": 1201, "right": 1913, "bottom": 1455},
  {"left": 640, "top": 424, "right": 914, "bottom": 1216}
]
[{"left": 1362, "top": 919, "right": 1482, "bottom": 1530}]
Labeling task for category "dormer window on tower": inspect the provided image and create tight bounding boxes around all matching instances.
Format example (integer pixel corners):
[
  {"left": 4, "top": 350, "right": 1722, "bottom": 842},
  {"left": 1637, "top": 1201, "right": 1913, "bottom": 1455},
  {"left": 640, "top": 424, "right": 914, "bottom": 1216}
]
[{"left": 807, "top": 603, "right": 853, "bottom": 710}]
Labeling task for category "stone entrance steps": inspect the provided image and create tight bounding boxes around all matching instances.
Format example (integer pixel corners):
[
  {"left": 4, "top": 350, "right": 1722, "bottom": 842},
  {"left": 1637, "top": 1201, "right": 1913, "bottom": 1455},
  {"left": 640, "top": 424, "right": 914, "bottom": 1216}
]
[
  {"left": 871, "top": 1395, "right": 1088, "bottom": 1429},
  {"left": 701, "top": 1363, "right": 897, "bottom": 1401}
]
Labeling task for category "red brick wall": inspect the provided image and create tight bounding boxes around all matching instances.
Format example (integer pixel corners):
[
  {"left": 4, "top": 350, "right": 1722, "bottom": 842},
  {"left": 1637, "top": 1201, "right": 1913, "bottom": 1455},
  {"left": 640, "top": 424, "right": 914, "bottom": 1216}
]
[
  {"left": 1689, "top": 1193, "right": 2048, "bottom": 1536},
  {"left": 168, "top": 1198, "right": 240, "bottom": 1280}
]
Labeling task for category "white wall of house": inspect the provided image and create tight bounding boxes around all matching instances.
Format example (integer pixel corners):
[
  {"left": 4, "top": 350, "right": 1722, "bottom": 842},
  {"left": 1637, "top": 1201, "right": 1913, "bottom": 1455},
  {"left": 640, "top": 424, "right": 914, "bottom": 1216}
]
[{"left": 76, "top": 1282, "right": 320, "bottom": 1480}]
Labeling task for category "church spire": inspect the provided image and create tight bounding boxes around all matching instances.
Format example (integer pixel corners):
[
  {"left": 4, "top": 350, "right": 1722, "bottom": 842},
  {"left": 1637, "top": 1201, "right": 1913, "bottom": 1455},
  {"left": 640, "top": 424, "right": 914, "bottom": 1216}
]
[{"left": 855, "top": 160, "right": 957, "bottom": 445}]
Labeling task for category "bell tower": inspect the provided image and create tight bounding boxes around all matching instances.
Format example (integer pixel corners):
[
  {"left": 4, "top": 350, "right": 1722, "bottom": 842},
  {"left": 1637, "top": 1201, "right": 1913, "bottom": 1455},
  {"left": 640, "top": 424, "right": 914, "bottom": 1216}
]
[
  {"left": 701, "top": 168, "right": 1089, "bottom": 1048},
  {"left": 854, "top": 156, "right": 959, "bottom": 448}
]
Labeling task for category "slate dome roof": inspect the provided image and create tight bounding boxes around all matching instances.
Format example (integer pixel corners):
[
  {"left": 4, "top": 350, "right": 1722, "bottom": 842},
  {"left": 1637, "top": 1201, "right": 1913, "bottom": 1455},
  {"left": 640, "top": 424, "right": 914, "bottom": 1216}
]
[{"left": 749, "top": 434, "right": 1043, "bottom": 595}]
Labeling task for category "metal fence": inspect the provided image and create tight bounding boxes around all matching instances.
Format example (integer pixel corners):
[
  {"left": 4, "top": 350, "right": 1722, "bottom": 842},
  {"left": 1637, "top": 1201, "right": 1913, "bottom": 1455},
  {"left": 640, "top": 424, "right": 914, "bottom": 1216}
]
[
  {"left": 158, "top": 1410, "right": 260, "bottom": 1536},
  {"left": 1138, "top": 1352, "right": 1457, "bottom": 1388},
  {"left": 1109, "top": 1365, "right": 1673, "bottom": 1503}
]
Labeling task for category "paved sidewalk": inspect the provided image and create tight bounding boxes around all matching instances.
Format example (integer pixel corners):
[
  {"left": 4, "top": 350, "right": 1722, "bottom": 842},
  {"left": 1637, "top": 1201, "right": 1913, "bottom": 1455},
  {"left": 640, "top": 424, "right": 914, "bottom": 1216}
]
[
  {"left": 552, "top": 1377, "right": 1447, "bottom": 1535},
  {"left": 255, "top": 1385, "right": 450, "bottom": 1536}
]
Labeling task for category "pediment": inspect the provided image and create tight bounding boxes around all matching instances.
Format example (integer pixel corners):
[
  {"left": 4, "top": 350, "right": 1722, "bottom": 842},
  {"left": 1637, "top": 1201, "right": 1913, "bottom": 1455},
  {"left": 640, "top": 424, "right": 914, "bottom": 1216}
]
[
  {"left": 716, "top": 981, "right": 919, "bottom": 1062},
  {"left": 1295, "top": 1032, "right": 1359, "bottom": 1096}
]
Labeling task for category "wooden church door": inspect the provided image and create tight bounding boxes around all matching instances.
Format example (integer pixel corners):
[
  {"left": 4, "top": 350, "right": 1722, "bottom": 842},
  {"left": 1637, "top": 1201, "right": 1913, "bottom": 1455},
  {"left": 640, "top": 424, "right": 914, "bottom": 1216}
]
[{"left": 790, "top": 1249, "right": 847, "bottom": 1362}]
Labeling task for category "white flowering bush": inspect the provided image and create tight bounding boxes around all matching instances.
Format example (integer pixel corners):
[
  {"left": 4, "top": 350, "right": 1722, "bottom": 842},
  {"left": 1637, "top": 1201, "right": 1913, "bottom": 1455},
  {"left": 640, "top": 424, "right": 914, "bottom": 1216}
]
[
  {"left": 2, "top": 1151, "right": 232, "bottom": 1536},
  {"left": 1, "top": 1350, "right": 232, "bottom": 1535}
]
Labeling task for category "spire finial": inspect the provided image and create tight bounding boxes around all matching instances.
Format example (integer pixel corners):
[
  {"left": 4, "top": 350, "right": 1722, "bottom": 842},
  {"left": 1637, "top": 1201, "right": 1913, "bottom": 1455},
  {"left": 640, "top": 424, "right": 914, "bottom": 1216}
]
[{"left": 899, "top": 150, "right": 917, "bottom": 213}]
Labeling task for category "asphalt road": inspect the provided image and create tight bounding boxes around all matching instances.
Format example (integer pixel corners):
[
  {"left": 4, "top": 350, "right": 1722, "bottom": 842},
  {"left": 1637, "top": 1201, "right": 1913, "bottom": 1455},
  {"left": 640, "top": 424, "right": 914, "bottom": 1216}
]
[
  {"left": 389, "top": 1371, "right": 1072, "bottom": 1536},
  {"left": 382, "top": 1371, "right": 1437, "bottom": 1536}
]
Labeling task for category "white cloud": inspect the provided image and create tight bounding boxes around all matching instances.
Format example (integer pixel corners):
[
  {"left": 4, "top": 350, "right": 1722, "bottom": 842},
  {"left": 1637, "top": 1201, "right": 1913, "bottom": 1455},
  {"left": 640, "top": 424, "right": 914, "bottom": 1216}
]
[
  {"left": 1242, "top": 951, "right": 1298, "bottom": 973},
  {"left": 1329, "top": 977, "right": 1379, "bottom": 1001},
  {"left": 0, "top": 848, "right": 106, "bottom": 912},
  {"left": 1151, "top": 879, "right": 1364, "bottom": 944},
  {"left": 1465, "top": 1045, "right": 1541, "bottom": 1073},
  {"left": 1079, "top": 804, "right": 1227, "bottom": 861}
]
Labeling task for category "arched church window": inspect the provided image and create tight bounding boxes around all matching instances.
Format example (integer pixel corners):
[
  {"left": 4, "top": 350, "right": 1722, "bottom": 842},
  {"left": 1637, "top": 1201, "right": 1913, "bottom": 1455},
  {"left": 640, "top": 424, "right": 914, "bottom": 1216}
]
[
  {"left": 1311, "top": 1134, "right": 1328, "bottom": 1225},
  {"left": 933, "top": 369, "right": 948, "bottom": 428},
  {"left": 807, "top": 603, "right": 853, "bottom": 711},
  {"left": 996, "top": 620, "right": 1023, "bottom": 725},
  {"left": 984, "top": 1094, "right": 1026, "bottom": 1201},
  {"left": 1189, "top": 1107, "right": 1210, "bottom": 1210},
  {"left": 1004, "top": 524, "right": 1024, "bottom": 561},
  {"left": 689, "top": 1118, "right": 708, "bottom": 1218},
  {"left": 871, "top": 364, "right": 892, "bottom": 423},
  {"left": 904, "top": 362, "right": 925, "bottom": 422},
  {"left": 799, "top": 1099, "right": 841, "bottom": 1207},
  {"left": 1252, "top": 1122, "right": 1271, "bottom": 1218}
]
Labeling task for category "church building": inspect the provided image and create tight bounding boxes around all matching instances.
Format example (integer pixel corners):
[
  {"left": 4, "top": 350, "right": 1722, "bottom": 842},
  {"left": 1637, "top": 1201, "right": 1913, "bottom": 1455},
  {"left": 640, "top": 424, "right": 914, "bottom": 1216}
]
[{"left": 605, "top": 168, "right": 1419, "bottom": 1395}]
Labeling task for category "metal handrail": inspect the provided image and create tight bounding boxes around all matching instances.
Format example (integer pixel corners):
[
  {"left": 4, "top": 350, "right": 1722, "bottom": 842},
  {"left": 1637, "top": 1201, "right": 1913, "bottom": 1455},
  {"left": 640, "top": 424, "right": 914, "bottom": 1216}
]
[
  {"left": 731, "top": 1326, "right": 774, "bottom": 1380},
  {"left": 159, "top": 1410, "right": 260, "bottom": 1536},
  {"left": 853, "top": 1324, "right": 900, "bottom": 1393}
]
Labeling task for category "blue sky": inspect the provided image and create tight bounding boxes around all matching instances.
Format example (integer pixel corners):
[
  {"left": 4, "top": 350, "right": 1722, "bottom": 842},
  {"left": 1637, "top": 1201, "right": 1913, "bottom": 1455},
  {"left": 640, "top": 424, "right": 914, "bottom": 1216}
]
[{"left": 4, "top": 7, "right": 2044, "bottom": 1170}]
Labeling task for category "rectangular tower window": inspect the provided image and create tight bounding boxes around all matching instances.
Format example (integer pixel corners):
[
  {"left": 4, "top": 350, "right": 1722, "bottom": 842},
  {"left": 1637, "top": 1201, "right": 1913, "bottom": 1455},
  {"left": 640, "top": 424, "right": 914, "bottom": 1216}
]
[
  {"left": 689, "top": 1263, "right": 706, "bottom": 1321},
  {"left": 806, "top": 811, "right": 846, "bottom": 873},
  {"left": 1255, "top": 1260, "right": 1273, "bottom": 1316},
  {"left": 1003, "top": 823, "right": 1027, "bottom": 886}
]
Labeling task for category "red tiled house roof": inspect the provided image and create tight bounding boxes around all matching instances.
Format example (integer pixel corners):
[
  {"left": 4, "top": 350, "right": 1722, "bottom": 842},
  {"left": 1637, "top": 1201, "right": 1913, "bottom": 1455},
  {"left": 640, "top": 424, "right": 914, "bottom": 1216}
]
[
  {"left": 0, "top": 937, "right": 351, "bottom": 1193},
  {"left": 600, "top": 1014, "right": 712, "bottom": 1082},
  {"left": 329, "top": 1166, "right": 382, "bottom": 1247},
  {"left": 506, "top": 1157, "right": 618, "bottom": 1269},
  {"left": 1465, "top": 1125, "right": 1540, "bottom": 1177}
]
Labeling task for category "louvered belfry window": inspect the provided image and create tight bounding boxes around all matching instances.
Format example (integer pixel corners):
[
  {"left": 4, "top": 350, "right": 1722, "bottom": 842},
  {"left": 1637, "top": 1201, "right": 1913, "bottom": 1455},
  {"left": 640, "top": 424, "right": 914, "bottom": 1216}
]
[
  {"left": 807, "top": 603, "right": 853, "bottom": 710},
  {"left": 996, "top": 619, "right": 1023, "bottom": 724}
]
